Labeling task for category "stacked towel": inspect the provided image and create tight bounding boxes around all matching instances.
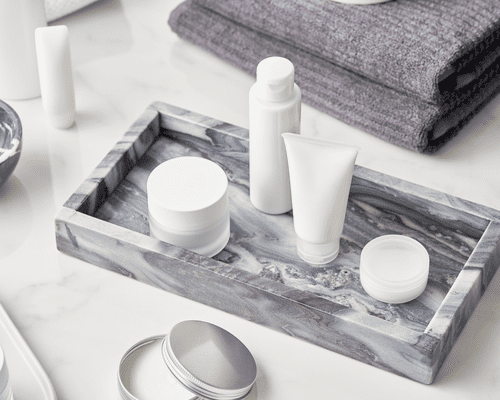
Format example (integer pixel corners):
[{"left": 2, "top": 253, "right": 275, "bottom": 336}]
[{"left": 168, "top": 0, "right": 500, "bottom": 153}]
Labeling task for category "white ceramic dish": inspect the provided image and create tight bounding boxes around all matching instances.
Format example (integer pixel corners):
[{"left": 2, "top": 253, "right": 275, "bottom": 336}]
[{"left": 0, "top": 303, "right": 57, "bottom": 400}]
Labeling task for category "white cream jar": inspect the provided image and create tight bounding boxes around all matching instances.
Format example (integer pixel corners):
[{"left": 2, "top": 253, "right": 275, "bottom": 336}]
[
  {"left": 360, "top": 235, "right": 430, "bottom": 304},
  {"left": 147, "top": 156, "right": 230, "bottom": 257}
]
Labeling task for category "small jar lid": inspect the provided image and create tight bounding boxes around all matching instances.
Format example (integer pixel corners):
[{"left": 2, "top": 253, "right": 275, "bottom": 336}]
[
  {"left": 147, "top": 157, "right": 229, "bottom": 232},
  {"left": 118, "top": 321, "right": 257, "bottom": 400},
  {"left": 360, "top": 235, "right": 429, "bottom": 304}
]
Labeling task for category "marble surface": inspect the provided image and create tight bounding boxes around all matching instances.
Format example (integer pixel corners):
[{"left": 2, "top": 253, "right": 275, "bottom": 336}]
[{"left": 1, "top": 0, "right": 500, "bottom": 397}]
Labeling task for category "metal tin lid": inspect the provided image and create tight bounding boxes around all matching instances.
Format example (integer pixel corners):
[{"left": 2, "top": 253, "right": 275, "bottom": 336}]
[
  {"left": 360, "top": 235, "right": 430, "bottom": 304},
  {"left": 118, "top": 321, "right": 257, "bottom": 400}
]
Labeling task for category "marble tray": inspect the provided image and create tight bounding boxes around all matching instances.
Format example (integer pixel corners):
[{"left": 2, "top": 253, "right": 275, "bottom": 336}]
[{"left": 55, "top": 101, "right": 500, "bottom": 384}]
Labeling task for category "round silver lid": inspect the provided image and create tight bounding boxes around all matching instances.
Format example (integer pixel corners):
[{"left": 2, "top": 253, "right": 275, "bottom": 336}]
[{"left": 161, "top": 320, "right": 257, "bottom": 400}]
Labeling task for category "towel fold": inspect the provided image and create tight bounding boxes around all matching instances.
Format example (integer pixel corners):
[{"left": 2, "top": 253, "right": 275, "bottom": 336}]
[
  {"left": 192, "top": 0, "right": 500, "bottom": 106},
  {"left": 168, "top": 1, "right": 500, "bottom": 153}
]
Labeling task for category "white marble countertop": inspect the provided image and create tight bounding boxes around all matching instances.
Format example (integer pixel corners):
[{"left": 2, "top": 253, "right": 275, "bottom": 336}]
[{"left": 2, "top": 0, "right": 500, "bottom": 398}]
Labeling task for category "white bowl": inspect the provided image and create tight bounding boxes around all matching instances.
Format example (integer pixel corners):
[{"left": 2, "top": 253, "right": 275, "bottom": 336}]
[{"left": 0, "top": 100, "right": 22, "bottom": 189}]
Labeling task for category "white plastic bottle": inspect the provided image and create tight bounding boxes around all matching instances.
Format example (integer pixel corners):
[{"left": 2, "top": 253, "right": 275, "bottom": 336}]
[
  {"left": 0, "top": 0, "right": 47, "bottom": 100},
  {"left": 249, "top": 57, "right": 301, "bottom": 214},
  {"left": 35, "top": 25, "right": 76, "bottom": 129}
]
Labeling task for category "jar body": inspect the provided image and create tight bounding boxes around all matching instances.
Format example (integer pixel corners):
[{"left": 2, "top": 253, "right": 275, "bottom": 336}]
[
  {"left": 146, "top": 157, "right": 230, "bottom": 258},
  {"left": 149, "top": 209, "right": 230, "bottom": 257},
  {"left": 249, "top": 82, "right": 301, "bottom": 214},
  {"left": 0, "top": 0, "right": 47, "bottom": 99}
]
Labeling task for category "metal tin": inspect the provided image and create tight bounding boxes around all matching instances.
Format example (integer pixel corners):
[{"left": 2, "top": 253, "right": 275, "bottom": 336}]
[{"left": 118, "top": 321, "right": 257, "bottom": 400}]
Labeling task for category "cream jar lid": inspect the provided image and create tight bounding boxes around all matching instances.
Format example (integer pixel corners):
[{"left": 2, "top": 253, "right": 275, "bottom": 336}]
[
  {"left": 118, "top": 320, "right": 257, "bottom": 400},
  {"left": 360, "top": 235, "right": 430, "bottom": 304},
  {"left": 147, "top": 157, "right": 229, "bottom": 231}
]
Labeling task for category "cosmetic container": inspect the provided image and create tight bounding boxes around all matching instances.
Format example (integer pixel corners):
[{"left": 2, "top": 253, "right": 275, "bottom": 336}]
[
  {"left": 360, "top": 235, "right": 430, "bottom": 304},
  {"left": 282, "top": 133, "right": 359, "bottom": 265},
  {"left": 249, "top": 56, "right": 301, "bottom": 214},
  {"left": 147, "top": 156, "right": 230, "bottom": 257},
  {"left": 0, "top": 0, "right": 47, "bottom": 100},
  {"left": 118, "top": 320, "right": 257, "bottom": 400},
  {"left": 0, "top": 345, "right": 13, "bottom": 400},
  {"left": 35, "top": 25, "right": 76, "bottom": 129}
]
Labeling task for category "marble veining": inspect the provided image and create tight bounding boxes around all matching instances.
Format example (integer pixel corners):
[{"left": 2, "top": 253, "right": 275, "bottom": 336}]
[
  {"left": 56, "top": 102, "right": 500, "bottom": 384},
  {"left": 94, "top": 125, "right": 484, "bottom": 334}
]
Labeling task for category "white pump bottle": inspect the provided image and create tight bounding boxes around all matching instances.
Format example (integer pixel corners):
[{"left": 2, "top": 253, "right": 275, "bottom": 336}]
[{"left": 249, "top": 57, "right": 301, "bottom": 214}]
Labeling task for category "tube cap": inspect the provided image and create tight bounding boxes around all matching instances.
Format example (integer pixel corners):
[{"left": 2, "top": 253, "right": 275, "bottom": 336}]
[
  {"left": 296, "top": 236, "right": 340, "bottom": 265},
  {"left": 256, "top": 57, "right": 295, "bottom": 102},
  {"left": 360, "top": 235, "right": 430, "bottom": 304}
]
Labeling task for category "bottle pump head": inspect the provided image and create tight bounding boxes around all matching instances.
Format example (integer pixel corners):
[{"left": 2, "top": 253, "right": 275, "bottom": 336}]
[{"left": 256, "top": 57, "right": 295, "bottom": 102}]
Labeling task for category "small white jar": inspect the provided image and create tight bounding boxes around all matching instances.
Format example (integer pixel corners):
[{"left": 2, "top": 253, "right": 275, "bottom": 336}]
[
  {"left": 0, "top": 345, "right": 13, "bottom": 400},
  {"left": 360, "top": 235, "right": 430, "bottom": 304},
  {"left": 147, "top": 156, "right": 230, "bottom": 257}
]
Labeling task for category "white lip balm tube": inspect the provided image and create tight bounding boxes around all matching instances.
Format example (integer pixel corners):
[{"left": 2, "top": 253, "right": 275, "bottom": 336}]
[
  {"left": 35, "top": 25, "right": 76, "bottom": 129},
  {"left": 282, "top": 133, "right": 359, "bottom": 265}
]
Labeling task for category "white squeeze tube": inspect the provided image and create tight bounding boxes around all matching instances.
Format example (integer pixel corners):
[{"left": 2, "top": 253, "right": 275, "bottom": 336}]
[
  {"left": 282, "top": 133, "right": 359, "bottom": 265},
  {"left": 35, "top": 25, "right": 76, "bottom": 129}
]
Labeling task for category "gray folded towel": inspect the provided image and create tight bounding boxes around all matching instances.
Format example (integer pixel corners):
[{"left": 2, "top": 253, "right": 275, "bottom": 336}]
[
  {"left": 192, "top": 0, "right": 500, "bottom": 106},
  {"left": 168, "top": 1, "right": 500, "bottom": 153}
]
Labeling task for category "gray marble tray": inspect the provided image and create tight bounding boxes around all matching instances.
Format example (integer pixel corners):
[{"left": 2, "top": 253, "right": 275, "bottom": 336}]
[{"left": 55, "top": 101, "right": 500, "bottom": 384}]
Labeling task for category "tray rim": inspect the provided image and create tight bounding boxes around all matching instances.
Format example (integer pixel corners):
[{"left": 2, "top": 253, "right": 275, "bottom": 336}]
[
  {"left": 0, "top": 303, "right": 57, "bottom": 399},
  {"left": 55, "top": 101, "right": 500, "bottom": 384}
]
